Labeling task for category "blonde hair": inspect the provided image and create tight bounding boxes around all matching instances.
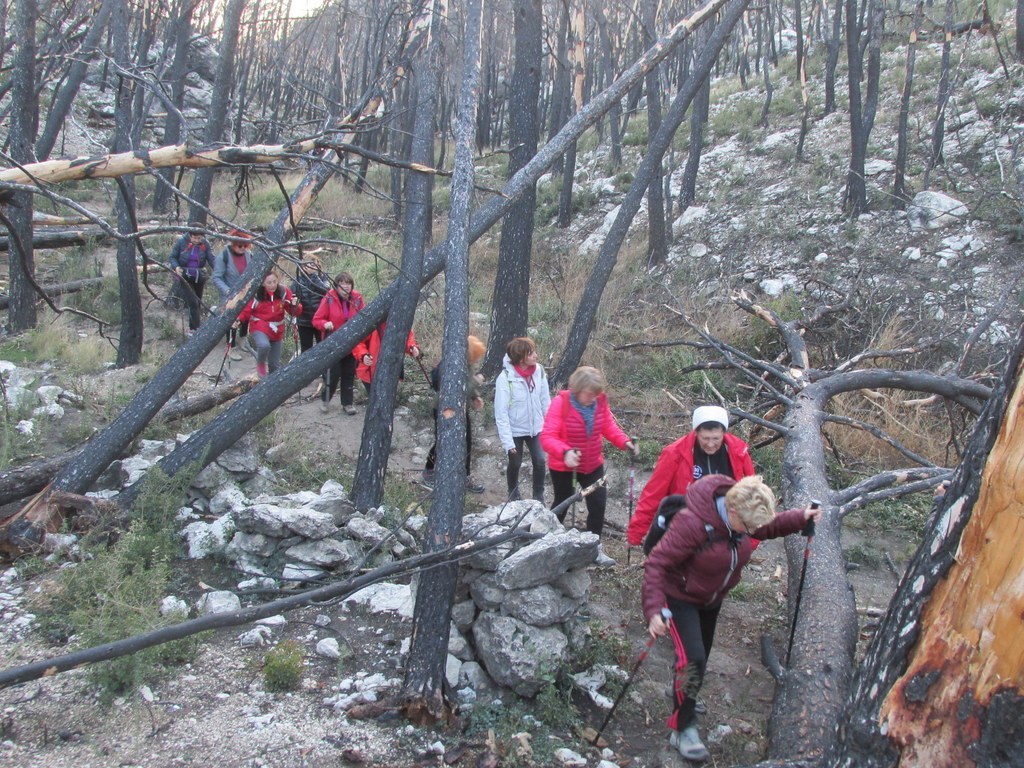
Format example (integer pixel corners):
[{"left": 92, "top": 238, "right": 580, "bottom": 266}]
[
  {"left": 725, "top": 476, "right": 776, "bottom": 529},
  {"left": 568, "top": 366, "right": 606, "bottom": 396},
  {"left": 468, "top": 335, "right": 486, "bottom": 365}
]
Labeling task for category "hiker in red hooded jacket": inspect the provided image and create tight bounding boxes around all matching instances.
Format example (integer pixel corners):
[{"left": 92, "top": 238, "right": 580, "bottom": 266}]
[
  {"left": 643, "top": 474, "right": 821, "bottom": 761},
  {"left": 234, "top": 270, "right": 301, "bottom": 378},
  {"left": 353, "top": 322, "right": 420, "bottom": 396},
  {"left": 627, "top": 405, "right": 755, "bottom": 547},
  {"left": 312, "top": 271, "right": 364, "bottom": 415},
  {"left": 540, "top": 366, "right": 638, "bottom": 536}
]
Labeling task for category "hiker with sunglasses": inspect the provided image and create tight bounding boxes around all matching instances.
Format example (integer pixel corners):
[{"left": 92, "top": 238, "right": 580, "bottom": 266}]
[{"left": 642, "top": 475, "right": 821, "bottom": 761}]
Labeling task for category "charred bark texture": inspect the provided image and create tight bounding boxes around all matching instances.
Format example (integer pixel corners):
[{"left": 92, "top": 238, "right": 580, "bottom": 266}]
[{"left": 831, "top": 325, "right": 1024, "bottom": 767}]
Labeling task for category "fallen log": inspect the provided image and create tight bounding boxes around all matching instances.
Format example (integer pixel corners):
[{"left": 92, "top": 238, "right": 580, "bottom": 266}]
[
  {"left": 0, "top": 276, "right": 105, "bottom": 309},
  {"left": 0, "top": 376, "right": 257, "bottom": 513},
  {"left": 0, "top": 488, "right": 120, "bottom": 558},
  {"left": 0, "top": 227, "right": 111, "bottom": 252}
]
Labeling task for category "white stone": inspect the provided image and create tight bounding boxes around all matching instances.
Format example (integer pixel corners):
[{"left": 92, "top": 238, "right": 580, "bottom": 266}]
[
  {"left": 814, "top": 252, "right": 829, "bottom": 263},
  {"left": 908, "top": 191, "right": 968, "bottom": 229},
  {"left": 903, "top": 247, "right": 922, "bottom": 261},
  {"left": 238, "top": 626, "right": 273, "bottom": 647},
  {"left": 343, "top": 582, "right": 414, "bottom": 619},
  {"left": 554, "top": 748, "right": 587, "bottom": 767},
  {"left": 159, "top": 596, "right": 189, "bottom": 618},
  {"left": 316, "top": 638, "right": 341, "bottom": 659},
  {"left": 32, "top": 403, "right": 65, "bottom": 419},
  {"left": 255, "top": 614, "right": 287, "bottom": 627},
  {"left": 181, "top": 516, "right": 235, "bottom": 559},
  {"left": 281, "top": 563, "right": 326, "bottom": 581},
  {"left": 35, "top": 385, "right": 63, "bottom": 406},
  {"left": 196, "top": 590, "right": 240, "bottom": 615},
  {"left": 16, "top": 420, "right": 33, "bottom": 435},
  {"left": 864, "top": 159, "right": 893, "bottom": 175},
  {"left": 689, "top": 243, "right": 709, "bottom": 258},
  {"left": 445, "top": 654, "right": 462, "bottom": 689}
]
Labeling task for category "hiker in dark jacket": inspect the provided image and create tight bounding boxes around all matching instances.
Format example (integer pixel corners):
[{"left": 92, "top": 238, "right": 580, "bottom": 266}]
[
  {"left": 312, "top": 271, "right": 364, "bottom": 415},
  {"left": 642, "top": 474, "right": 821, "bottom": 761},
  {"left": 289, "top": 256, "right": 331, "bottom": 354},
  {"left": 168, "top": 226, "right": 214, "bottom": 334}
]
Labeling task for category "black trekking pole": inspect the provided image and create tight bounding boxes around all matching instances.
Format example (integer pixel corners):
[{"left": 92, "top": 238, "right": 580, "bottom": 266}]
[
  {"left": 592, "top": 607, "right": 672, "bottom": 744},
  {"left": 213, "top": 336, "right": 232, "bottom": 386},
  {"left": 785, "top": 501, "right": 820, "bottom": 667},
  {"left": 414, "top": 354, "right": 433, "bottom": 389}
]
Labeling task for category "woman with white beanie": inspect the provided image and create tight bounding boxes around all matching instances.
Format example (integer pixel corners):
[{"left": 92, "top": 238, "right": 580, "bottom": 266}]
[{"left": 626, "top": 405, "right": 755, "bottom": 547}]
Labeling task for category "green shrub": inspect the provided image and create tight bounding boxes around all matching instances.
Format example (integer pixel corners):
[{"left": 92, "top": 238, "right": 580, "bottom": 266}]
[
  {"left": 264, "top": 640, "right": 305, "bottom": 691},
  {"left": 35, "top": 468, "right": 199, "bottom": 698}
]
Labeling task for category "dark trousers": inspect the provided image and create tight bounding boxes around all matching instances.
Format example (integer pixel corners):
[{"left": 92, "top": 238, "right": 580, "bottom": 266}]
[
  {"left": 550, "top": 464, "right": 607, "bottom": 535},
  {"left": 180, "top": 276, "right": 206, "bottom": 330},
  {"left": 297, "top": 324, "right": 319, "bottom": 353},
  {"left": 507, "top": 434, "right": 546, "bottom": 501},
  {"left": 425, "top": 408, "right": 472, "bottom": 474},
  {"left": 323, "top": 354, "right": 357, "bottom": 405},
  {"left": 665, "top": 598, "right": 721, "bottom": 731}
]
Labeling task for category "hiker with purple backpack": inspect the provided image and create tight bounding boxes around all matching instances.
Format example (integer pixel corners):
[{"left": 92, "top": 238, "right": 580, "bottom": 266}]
[{"left": 168, "top": 225, "right": 215, "bottom": 335}]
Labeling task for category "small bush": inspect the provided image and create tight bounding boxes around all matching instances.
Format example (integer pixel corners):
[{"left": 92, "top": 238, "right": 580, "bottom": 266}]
[
  {"left": 264, "top": 640, "right": 305, "bottom": 691},
  {"left": 34, "top": 468, "right": 199, "bottom": 698}
]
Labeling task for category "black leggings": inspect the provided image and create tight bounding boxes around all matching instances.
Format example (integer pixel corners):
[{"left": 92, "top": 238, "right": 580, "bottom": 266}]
[
  {"left": 665, "top": 598, "right": 721, "bottom": 732},
  {"left": 323, "top": 354, "right": 357, "bottom": 405},
  {"left": 550, "top": 464, "right": 607, "bottom": 535},
  {"left": 425, "top": 408, "right": 472, "bottom": 475},
  {"left": 179, "top": 276, "right": 206, "bottom": 330},
  {"left": 507, "top": 434, "right": 546, "bottom": 501},
  {"left": 297, "top": 324, "right": 319, "bottom": 353}
]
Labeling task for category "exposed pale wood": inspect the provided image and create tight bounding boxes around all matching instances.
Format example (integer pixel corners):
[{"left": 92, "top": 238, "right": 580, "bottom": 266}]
[{"left": 879, "top": 364, "right": 1024, "bottom": 766}]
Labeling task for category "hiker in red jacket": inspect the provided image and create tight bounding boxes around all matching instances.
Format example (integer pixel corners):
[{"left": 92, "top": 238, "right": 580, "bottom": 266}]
[
  {"left": 353, "top": 322, "right": 421, "bottom": 396},
  {"left": 234, "top": 270, "right": 301, "bottom": 378},
  {"left": 540, "top": 366, "right": 638, "bottom": 535},
  {"left": 627, "top": 405, "right": 755, "bottom": 547},
  {"left": 312, "top": 271, "right": 364, "bottom": 415},
  {"left": 642, "top": 474, "right": 821, "bottom": 761}
]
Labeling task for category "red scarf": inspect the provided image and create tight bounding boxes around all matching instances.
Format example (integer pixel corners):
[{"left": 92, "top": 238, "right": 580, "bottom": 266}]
[{"left": 515, "top": 364, "right": 537, "bottom": 392}]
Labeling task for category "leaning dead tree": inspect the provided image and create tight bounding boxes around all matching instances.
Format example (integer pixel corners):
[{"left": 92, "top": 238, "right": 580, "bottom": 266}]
[{"left": 662, "top": 288, "right": 1006, "bottom": 763}]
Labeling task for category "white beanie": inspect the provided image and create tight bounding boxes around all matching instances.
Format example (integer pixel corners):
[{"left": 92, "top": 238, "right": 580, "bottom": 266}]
[{"left": 692, "top": 405, "right": 729, "bottom": 431}]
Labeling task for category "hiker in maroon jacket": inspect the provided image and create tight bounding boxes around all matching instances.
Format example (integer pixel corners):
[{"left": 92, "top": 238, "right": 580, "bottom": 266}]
[{"left": 642, "top": 474, "right": 821, "bottom": 761}]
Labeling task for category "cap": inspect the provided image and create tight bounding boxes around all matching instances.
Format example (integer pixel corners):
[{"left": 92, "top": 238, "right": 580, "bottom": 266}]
[{"left": 692, "top": 405, "right": 729, "bottom": 431}]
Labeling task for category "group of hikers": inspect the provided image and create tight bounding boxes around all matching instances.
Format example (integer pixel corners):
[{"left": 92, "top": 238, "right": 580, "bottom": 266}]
[
  {"left": 168, "top": 227, "right": 420, "bottom": 413},
  {"left": 170, "top": 227, "right": 823, "bottom": 763}
]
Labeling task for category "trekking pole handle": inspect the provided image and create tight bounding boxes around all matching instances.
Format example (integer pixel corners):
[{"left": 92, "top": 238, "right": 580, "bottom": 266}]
[
  {"left": 803, "top": 500, "right": 821, "bottom": 537},
  {"left": 661, "top": 607, "right": 673, "bottom": 621}
]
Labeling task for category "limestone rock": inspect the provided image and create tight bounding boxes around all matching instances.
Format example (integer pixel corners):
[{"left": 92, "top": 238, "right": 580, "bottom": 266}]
[
  {"left": 502, "top": 584, "right": 581, "bottom": 627},
  {"left": 196, "top": 590, "right": 240, "bottom": 615},
  {"left": 235, "top": 504, "right": 336, "bottom": 539},
  {"left": 473, "top": 613, "right": 568, "bottom": 696},
  {"left": 908, "top": 191, "right": 968, "bottom": 230},
  {"left": 494, "top": 529, "right": 600, "bottom": 590},
  {"left": 284, "top": 538, "right": 359, "bottom": 568}
]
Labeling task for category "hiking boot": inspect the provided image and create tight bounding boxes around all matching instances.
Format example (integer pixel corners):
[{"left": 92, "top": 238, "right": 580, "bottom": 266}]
[
  {"left": 230, "top": 348, "right": 243, "bottom": 361},
  {"left": 593, "top": 547, "right": 616, "bottom": 568},
  {"left": 466, "top": 477, "right": 485, "bottom": 494},
  {"left": 669, "top": 726, "right": 709, "bottom": 762},
  {"left": 420, "top": 470, "right": 435, "bottom": 488},
  {"left": 344, "top": 404, "right": 357, "bottom": 416}
]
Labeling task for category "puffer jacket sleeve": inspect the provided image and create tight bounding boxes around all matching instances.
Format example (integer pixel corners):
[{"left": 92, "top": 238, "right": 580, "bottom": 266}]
[
  {"left": 169, "top": 236, "right": 185, "bottom": 270},
  {"left": 600, "top": 399, "right": 631, "bottom": 450},
  {"left": 540, "top": 392, "right": 572, "bottom": 470},
  {"left": 538, "top": 368, "right": 552, "bottom": 422},
  {"left": 494, "top": 371, "right": 515, "bottom": 452},
  {"left": 749, "top": 508, "right": 807, "bottom": 540},
  {"left": 236, "top": 297, "right": 254, "bottom": 324},
  {"left": 312, "top": 294, "right": 332, "bottom": 333},
  {"left": 212, "top": 248, "right": 231, "bottom": 298}
]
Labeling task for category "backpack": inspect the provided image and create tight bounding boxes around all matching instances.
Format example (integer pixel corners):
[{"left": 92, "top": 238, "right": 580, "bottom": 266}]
[{"left": 643, "top": 494, "right": 719, "bottom": 555}]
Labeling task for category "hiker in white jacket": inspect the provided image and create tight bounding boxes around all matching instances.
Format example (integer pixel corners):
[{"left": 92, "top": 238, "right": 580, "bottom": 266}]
[{"left": 494, "top": 337, "right": 551, "bottom": 501}]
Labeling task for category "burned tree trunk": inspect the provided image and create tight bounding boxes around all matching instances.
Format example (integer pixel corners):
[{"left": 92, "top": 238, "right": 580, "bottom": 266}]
[
  {"left": 830, "top": 326, "right": 1024, "bottom": 767},
  {"left": 402, "top": 0, "right": 482, "bottom": 725}
]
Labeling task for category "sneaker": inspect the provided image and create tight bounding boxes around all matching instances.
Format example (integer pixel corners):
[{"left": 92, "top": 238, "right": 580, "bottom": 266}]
[
  {"left": 420, "top": 470, "right": 435, "bottom": 488},
  {"left": 230, "top": 349, "right": 243, "bottom": 361},
  {"left": 594, "top": 547, "right": 616, "bottom": 568},
  {"left": 344, "top": 404, "right": 357, "bottom": 416},
  {"left": 466, "top": 478, "right": 485, "bottom": 494},
  {"left": 318, "top": 399, "right": 330, "bottom": 414},
  {"left": 669, "top": 726, "right": 709, "bottom": 762}
]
